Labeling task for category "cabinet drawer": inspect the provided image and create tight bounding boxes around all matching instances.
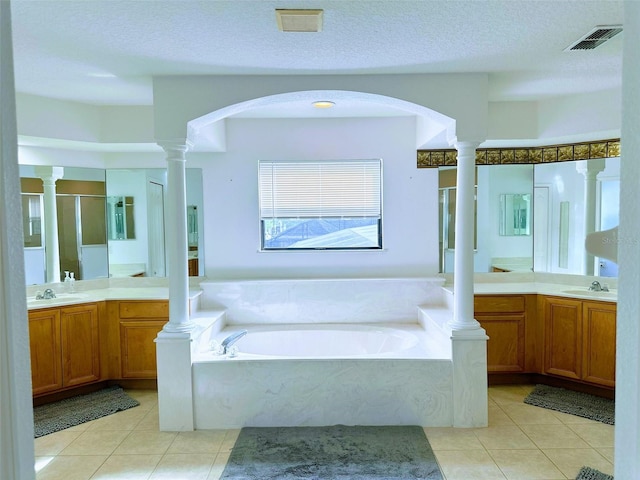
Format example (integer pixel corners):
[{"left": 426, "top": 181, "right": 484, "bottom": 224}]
[
  {"left": 118, "top": 301, "right": 169, "bottom": 319},
  {"left": 474, "top": 295, "right": 525, "bottom": 313}
]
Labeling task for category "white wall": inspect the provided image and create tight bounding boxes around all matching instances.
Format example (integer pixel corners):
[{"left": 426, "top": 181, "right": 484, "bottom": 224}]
[{"left": 189, "top": 116, "right": 439, "bottom": 279}]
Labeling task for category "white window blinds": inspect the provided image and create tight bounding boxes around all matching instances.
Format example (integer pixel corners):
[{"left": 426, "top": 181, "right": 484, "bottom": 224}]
[{"left": 259, "top": 160, "right": 382, "bottom": 219}]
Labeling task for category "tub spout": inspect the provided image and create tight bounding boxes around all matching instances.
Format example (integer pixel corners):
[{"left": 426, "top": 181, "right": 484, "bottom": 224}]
[{"left": 221, "top": 329, "right": 248, "bottom": 355}]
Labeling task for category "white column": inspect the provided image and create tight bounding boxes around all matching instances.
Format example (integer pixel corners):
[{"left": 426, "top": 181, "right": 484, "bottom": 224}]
[
  {"left": 576, "top": 159, "right": 606, "bottom": 275},
  {"left": 451, "top": 142, "right": 481, "bottom": 330},
  {"left": 160, "top": 142, "right": 193, "bottom": 333},
  {"left": 155, "top": 141, "right": 194, "bottom": 432},
  {"left": 615, "top": 1, "right": 640, "bottom": 477},
  {"left": 0, "top": 1, "right": 36, "bottom": 478},
  {"left": 449, "top": 141, "right": 488, "bottom": 428},
  {"left": 34, "top": 166, "right": 64, "bottom": 283}
]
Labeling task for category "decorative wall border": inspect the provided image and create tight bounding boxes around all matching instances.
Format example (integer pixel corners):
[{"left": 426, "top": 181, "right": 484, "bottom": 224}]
[{"left": 417, "top": 138, "right": 620, "bottom": 168}]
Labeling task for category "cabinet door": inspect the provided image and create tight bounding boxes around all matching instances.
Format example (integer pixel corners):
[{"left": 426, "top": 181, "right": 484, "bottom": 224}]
[
  {"left": 582, "top": 301, "right": 616, "bottom": 387},
  {"left": 474, "top": 295, "right": 527, "bottom": 373},
  {"left": 60, "top": 304, "right": 100, "bottom": 387},
  {"left": 544, "top": 297, "right": 582, "bottom": 380},
  {"left": 120, "top": 321, "right": 166, "bottom": 378},
  {"left": 476, "top": 314, "right": 525, "bottom": 372},
  {"left": 29, "top": 308, "right": 63, "bottom": 395}
]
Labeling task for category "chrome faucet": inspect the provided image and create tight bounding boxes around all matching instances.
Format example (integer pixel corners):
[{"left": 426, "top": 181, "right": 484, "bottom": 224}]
[
  {"left": 36, "top": 288, "right": 57, "bottom": 300},
  {"left": 588, "top": 281, "right": 609, "bottom": 292},
  {"left": 221, "top": 329, "right": 248, "bottom": 355}
]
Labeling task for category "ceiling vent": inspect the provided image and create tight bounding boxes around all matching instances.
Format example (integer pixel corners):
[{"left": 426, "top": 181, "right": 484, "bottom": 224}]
[
  {"left": 565, "top": 25, "right": 623, "bottom": 51},
  {"left": 276, "top": 9, "right": 323, "bottom": 32}
]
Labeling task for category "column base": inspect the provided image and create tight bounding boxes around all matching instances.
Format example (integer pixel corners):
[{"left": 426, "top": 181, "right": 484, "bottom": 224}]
[
  {"left": 155, "top": 335, "right": 194, "bottom": 431},
  {"left": 451, "top": 326, "right": 489, "bottom": 428}
]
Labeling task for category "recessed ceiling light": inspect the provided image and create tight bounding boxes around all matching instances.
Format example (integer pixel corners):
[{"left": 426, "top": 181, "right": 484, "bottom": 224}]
[
  {"left": 312, "top": 101, "right": 335, "bottom": 109},
  {"left": 276, "top": 9, "right": 323, "bottom": 33}
]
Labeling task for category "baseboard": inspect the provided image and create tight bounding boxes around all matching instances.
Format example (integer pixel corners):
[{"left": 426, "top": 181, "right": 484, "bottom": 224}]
[
  {"left": 488, "top": 373, "right": 615, "bottom": 400},
  {"left": 108, "top": 379, "right": 157, "bottom": 391}
]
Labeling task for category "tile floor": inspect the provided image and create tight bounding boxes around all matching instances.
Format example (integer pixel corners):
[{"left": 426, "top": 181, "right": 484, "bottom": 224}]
[{"left": 34, "top": 385, "right": 614, "bottom": 480}]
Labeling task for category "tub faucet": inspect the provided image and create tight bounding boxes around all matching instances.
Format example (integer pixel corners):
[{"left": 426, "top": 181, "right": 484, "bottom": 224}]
[
  {"left": 221, "top": 329, "right": 248, "bottom": 355},
  {"left": 588, "top": 281, "right": 608, "bottom": 292}
]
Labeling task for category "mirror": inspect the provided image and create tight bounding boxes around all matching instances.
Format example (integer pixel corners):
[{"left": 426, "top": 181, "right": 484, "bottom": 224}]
[
  {"left": 21, "top": 166, "right": 204, "bottom": 283},
  {"left": 499, "top": 193, "right": 531, "bottom": 236},
  {"left": 439, "top": 157, "right": 620, "bottom": 276},
  {"left": 107, "top": 196, "right": 135, "bottom": 240},
  {"left": 439, "top": 164, "right": 534, "bottom": 273}
]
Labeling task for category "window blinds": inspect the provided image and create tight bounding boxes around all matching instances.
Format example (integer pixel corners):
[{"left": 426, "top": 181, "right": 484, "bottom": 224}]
[{"left": 259, "top": 160, "right": 382, "bottom": 218}]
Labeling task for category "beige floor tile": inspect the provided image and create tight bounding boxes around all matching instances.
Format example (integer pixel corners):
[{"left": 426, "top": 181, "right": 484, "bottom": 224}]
[
  {"left": 136, "top": 408, "right": 160, "bottom": 431},
  {"left": 551, "top": 410, "right": 603, "bottom": 425},
  {"left": 488, "top": 386, "right": 529, "bottom": 405},
  {"left": 220, "top": 429, "right": 241, "bottom": 452},
  {"left": 424, "top": 427, "right": 485, "bottom": 450},
  {"left": 542, "top": 448, "right": 613, "bottom": 479},
  {"left": 35, "top": 430, "right": 82, "bottom": 456},
  {"left": 207, "top": 451, "right": 231, "bottom": 480},
  {"left": 435, "top": 449, "right": 507, "bottom": 480},
  {"left": 85, "top": 408, "right": 147, "bottom": 431},
  {"left": 596, "top": 447, "right": 614, "bottom": 463},
  {"left": 501, "top": 404, "right": 563, "bottom": 425},
  {"left": 567, "top": 423, "right": 615, "bottom": 448},
  {"left": 489, "top": 404, "right": 516, "bottom": 426},
  {"left": 90, "top": 454, "right": 162, "bottom": 480},
  {"left": 488, "top": 449, "right": 565, "bottom": 479},
  {"left": 113, "top": 431, "right": 177, "bottom": 455},
  {"left": 59, "top": 430, "right": 130, "bottom": 456},
  {"left": 474, "top": 426, "right": 537, "bottom": 450},
  {"left": 167, "top": 430, "right": 227, "bottom": 454},
  {"left": 36, "top": 455, "right": 106, "bottom": 480},
  {"left": 520, "top": 424, "right": 590, "bottom": 449},
  {"left": 125, "top": 390, "right": 159, "bottom": 411},
  {"left": 149, "top": 453, "right": 216, "bottom": 479}
]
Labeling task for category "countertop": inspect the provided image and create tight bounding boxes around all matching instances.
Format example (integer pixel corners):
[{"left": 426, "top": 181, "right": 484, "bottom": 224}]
[{"left": 445, "top": 281, "right": 617, "bottom": 302}]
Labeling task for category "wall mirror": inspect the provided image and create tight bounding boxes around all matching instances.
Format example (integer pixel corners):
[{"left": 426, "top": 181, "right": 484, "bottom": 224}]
[
  {"left": 439, "top": 157, "right": 620, "bottom": 277},
  {"left": 499, "top": 193, "right": 531, "bottom": 236},
  {"left": 21, "top": 166, "right": 204, "bottom": 284},
  {"left": 107, "top": 196, "right": 135, "bottom": 240}
]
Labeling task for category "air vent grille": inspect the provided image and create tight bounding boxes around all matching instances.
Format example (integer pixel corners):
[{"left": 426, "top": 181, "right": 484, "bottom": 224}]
[
  {"left": 276, "top": 9, "right": 323, "bottom": 32},
  {"left": 565, "top": 25, "right": 622, "bottom": 51}
]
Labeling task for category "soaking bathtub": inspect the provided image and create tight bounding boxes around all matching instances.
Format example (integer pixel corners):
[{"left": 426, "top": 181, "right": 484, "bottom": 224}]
[{"left": 192, "top": 323, "right": 453, "bottom": 428}]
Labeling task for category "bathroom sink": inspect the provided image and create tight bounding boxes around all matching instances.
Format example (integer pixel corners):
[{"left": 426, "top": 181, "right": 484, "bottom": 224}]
[
  {"left": 28, "top": 293, "right": 89, "bottom": 306},
  {"left": 562, "top": 289, "right": 617, "bottom": 299}
]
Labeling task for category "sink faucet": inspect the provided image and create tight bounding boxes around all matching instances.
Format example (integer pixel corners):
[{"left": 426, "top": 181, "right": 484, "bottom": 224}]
[
  {"left": 588, "top": 281, "right": 609, "bottom": 292},
  {"left": 36, "top": 288, "right": 57, "bottom": 300},
  {"left": 221, "top": 329, "right": 248, "bottom": 355}
]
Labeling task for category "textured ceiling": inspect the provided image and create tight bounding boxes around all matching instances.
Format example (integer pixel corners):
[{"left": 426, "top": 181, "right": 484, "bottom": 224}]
[{"left": 10, "top": 0, "right": 624, "bottom": 115}]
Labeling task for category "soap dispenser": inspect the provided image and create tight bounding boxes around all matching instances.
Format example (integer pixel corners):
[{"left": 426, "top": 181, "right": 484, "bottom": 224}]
[
  {"left": 69, "top": 272, "right": 76, "bottom": 293},
  {"left": 63, "top": 271, "right": 71, "bottom": 292}
]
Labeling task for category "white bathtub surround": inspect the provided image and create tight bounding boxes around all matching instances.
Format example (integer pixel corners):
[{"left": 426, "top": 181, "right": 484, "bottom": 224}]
[
  {"left": 198, "top": 277, "right": 446, "bottom": 324},
  {"left": 193, "top": 323, "right": 453, "bottom": 428}
]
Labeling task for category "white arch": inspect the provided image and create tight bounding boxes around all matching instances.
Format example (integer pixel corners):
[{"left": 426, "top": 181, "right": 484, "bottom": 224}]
[{"left": 187, "top": 89, "right": 456, "bottom": 150}]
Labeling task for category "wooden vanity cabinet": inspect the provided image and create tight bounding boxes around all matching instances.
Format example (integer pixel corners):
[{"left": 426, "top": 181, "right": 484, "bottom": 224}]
[
  {"left": 29, "top": 303, "right": 100, "bottom": 396},
  {"left": 474, "top": 294, "right": 537, "bottom": 373},
  {"left": 115, "top": 300, "right": 168, "bottom": 379},
  {"left": 542, "top": 296, "right": 616, "bottom": 388}
]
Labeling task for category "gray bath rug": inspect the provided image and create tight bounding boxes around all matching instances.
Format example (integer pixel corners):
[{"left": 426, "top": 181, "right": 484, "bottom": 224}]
[
  {"left": 33, "top": 386, "right": 139, "bottom": 437},
  {"left": 220, "top": 425, "right": 444, "bottom": 480},
  {"left": 524, "top": 384, "right": 614, "bottom": 425},
  {"left": 575, "top": 466, "right": 613, "bottom": 480}
]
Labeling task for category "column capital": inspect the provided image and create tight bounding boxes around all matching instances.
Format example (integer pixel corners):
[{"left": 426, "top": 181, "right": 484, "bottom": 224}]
[
  {"left": 34, "top": 166, "right": 64, "bottom": 183},
  {"left": 158, "top": 140, "right": 194, "bottom": 162},
  {"left": 576, "top": 158, "right": 606, "bottom": 177}
]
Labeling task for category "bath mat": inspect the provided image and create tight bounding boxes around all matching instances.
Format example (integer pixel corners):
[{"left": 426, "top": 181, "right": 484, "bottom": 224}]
[
  {"left": 575, "top": 466, "right": 613, "bottom": 480},
  {"left": 220, "top": 425, "right": 444, "bottom": 480},
  {"left": 33, "top": 386, "right": 139, "bottom": 437},
  {"left": 524, "top": 384, "right": 614, "bottom": 425}
]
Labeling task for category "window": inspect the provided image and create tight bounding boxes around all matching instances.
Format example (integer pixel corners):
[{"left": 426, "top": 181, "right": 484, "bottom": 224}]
[{"left": 259, "top": 159, "right": 383, "bottom": 250}]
